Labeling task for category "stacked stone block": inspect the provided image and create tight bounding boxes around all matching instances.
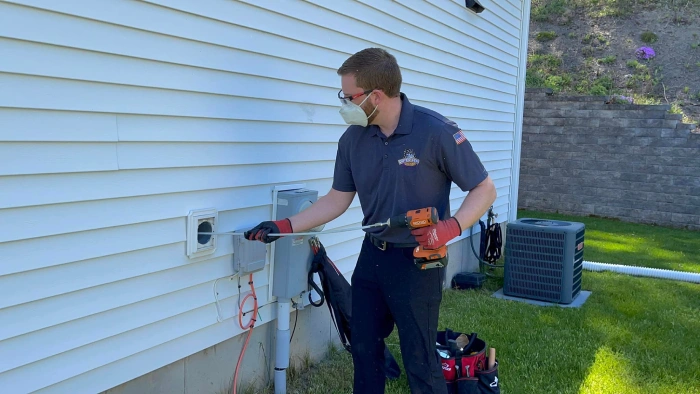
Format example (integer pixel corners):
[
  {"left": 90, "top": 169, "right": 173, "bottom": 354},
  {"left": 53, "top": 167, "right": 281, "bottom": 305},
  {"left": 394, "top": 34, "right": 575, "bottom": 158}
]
[{"left": 518, "top": 88, "right": 700, "bottom": 231}]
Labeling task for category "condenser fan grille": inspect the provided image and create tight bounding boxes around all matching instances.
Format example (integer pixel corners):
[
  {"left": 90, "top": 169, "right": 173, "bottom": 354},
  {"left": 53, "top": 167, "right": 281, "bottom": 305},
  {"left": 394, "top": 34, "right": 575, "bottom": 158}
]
[
  {"left": 503, "top": 219, "right": 586, "bottom": 304},
  {"left": 572, "top": 229, "right": 585, "bottom": 297},
  {"left": 506, "top": 229, "right": 565, "bottom": 301}
]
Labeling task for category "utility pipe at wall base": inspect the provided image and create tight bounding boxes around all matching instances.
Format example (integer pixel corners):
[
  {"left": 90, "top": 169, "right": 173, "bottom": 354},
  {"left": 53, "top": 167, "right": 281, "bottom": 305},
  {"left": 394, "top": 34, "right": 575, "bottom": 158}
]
[
  {"left": 583, "top": 261, "right": 700, "bottom": 284},
  {"left": 275, "top": 300, "right": 291, "bottom": 394}
]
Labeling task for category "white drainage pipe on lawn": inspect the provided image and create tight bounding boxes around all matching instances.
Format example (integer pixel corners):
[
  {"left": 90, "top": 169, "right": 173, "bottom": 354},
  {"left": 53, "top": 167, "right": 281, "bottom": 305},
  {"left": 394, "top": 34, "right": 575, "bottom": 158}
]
[{"left": 583, "top": 261, "right": 700, "bottom": 284}]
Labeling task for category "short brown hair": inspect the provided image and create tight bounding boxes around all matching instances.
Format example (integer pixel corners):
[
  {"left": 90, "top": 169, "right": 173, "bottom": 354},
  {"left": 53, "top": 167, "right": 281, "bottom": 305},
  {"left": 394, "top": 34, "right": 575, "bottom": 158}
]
[{"left": 337, "top": 48, "right": 402, "bottom": 98}]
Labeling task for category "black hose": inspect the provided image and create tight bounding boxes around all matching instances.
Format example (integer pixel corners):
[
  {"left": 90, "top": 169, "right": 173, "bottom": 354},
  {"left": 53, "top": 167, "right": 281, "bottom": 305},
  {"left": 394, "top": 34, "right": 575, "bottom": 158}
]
[{"left": 469, "top": 208, "right": 504, "bottom": 277}]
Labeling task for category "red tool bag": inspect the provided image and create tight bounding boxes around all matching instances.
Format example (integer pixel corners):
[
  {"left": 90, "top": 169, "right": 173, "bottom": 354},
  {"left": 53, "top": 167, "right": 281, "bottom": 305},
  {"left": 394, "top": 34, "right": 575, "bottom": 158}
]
[{"left": 437, "top": 328, "right": 500, "bottom": 394}]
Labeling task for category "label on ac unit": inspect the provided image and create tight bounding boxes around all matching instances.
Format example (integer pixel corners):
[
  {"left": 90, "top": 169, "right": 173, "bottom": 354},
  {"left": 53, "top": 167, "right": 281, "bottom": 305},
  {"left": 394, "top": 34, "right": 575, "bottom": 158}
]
[{"left": 292, "top": 237, "right": 304, "bottom": 246}]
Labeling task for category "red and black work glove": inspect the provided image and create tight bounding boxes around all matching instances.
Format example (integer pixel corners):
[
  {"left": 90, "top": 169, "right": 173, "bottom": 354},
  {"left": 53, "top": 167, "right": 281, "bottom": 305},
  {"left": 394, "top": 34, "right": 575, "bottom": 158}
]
[
  {"left": 411, "top": 217, "right": 462, "bottom": 249},
  {"left": 244, "top": 219, "right": 293, "bottom": 243}
]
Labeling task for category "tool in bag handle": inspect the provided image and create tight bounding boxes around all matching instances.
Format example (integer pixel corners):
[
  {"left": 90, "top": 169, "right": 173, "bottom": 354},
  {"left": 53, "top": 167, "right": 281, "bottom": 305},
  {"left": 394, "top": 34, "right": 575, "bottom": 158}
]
[{"left": 464, "top": 332, "right": 478, "bottom": 353}]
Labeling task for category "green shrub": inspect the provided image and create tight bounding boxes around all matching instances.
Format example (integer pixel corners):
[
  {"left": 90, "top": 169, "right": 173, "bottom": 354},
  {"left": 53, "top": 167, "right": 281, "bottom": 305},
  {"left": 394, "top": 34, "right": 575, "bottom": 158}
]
[
  {"left": 599, "top": 55, "right": 616, "bottom": 64},
  {"left": 589, "top": 85, "right": 608, "bottom": 95},
  {"left": 640, "top": 31, "right": 658, "bottom": 43},
  {"left": 670, "top": 102, "right": 683, "bottom": 114},
  {"left": 632, "top": 94, "right": 662, "bottom": 105},
  {"left": 536, "top": 31, "right": 558, "bottom": 41},
  {"left": 582, "top": 33, "right": 608, "bottom": 46},
  {"left": 528, "top": 54, "right": 562, "bottom": 71},
  {"left": 590, "top": 76, "right": 614, "bottom": 95},
  {"left": 531, "top": 0, "right": 568, "bottom": 22},
  {"left": 575, "top": 80, "right": 591, "bottom": 94},
  {"left": 526, "top": 70, "right": 547, "bottom": 87},
  {"left": 545, "top": 74, "right": 572, "bottom": 92},
  {"left": 626, "top": 60, "right": 648, "bottom": 73}
]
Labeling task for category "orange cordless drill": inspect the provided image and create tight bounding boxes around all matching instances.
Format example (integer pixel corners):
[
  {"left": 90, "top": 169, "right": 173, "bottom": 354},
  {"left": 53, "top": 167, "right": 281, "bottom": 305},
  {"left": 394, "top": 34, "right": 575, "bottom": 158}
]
[{"left": 387, "top": 207, "right": 448, "bottom": 270}]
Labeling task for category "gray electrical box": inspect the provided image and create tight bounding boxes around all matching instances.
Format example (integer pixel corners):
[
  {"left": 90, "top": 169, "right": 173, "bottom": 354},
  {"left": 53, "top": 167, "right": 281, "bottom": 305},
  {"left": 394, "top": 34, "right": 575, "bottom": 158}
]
[
  {"left": 233, "top": 230, "right": 267, "bottom": 274},
  {"left": 272, "top": 188, "right": 318, "bottom": 299}
]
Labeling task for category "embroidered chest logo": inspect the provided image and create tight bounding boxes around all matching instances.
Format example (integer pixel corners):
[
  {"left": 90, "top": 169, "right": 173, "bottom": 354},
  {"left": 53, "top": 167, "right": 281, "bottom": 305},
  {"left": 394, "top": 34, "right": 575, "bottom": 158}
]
[{"left": 398, "top": 149, "right": 420, "bottom": 167}]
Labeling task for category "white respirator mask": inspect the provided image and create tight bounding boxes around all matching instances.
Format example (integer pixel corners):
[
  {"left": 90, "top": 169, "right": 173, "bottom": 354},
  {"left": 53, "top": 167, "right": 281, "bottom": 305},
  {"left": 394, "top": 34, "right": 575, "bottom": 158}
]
[{"left": 339, "top": 91, "right": 378, "bottom": 127}]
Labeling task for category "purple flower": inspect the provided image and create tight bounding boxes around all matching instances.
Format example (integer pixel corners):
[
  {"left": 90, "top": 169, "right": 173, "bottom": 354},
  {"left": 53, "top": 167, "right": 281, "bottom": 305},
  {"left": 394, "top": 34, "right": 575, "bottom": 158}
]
[
  {"left": 609, "top": 95, "right": 634, "bottom": 104},
  {"left": 618, "top": 95, "right": 634, "bottom": 104},
  {"left": 635, "top": 46, "right": 656, "bottom": 60}
]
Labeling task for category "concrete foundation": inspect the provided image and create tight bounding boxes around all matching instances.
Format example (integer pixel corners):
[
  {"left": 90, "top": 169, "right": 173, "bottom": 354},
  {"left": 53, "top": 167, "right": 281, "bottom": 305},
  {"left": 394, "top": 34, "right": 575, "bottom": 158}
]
[{"left": 101, "top": 303, "right": 335, "bottom": 394}]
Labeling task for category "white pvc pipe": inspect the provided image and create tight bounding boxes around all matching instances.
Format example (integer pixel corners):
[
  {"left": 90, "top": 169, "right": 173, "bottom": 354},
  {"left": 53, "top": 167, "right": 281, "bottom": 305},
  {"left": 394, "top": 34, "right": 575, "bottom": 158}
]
[
  {"left": 583, "top": 261, "right": 700, "bottom": 284},
  {"left": 275, "top": 301, "right": 291, "bottom": 394}
]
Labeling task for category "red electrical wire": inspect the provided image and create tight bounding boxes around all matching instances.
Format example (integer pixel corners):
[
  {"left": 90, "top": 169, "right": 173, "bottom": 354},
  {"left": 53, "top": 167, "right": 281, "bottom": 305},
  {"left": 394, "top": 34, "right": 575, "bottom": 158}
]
[{"left": 232, "top": 273, "right": 258, "bottom": 394}]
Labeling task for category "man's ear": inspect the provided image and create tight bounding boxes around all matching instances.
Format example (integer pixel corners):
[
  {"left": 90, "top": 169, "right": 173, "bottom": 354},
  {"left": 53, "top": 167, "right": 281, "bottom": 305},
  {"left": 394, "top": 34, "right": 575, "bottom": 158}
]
[{"left": 371, "top": 89, "right": 384, "bottom": 106}]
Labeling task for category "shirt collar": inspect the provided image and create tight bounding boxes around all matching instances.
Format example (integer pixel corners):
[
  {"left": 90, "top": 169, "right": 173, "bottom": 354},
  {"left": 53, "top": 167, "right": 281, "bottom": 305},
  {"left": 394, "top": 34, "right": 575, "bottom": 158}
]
[{"left": 372, "top": 92, "right": 413, "bottom": 137}]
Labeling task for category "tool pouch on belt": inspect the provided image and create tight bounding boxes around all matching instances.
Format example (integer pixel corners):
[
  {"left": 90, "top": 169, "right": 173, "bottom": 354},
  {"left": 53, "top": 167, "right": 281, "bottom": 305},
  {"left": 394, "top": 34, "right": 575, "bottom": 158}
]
[
  {"left": 475, "top": 358, "right": 500, "bottom": 394},
  {"left": 438, "top": 328, "right": 499, "bottom": 394}
]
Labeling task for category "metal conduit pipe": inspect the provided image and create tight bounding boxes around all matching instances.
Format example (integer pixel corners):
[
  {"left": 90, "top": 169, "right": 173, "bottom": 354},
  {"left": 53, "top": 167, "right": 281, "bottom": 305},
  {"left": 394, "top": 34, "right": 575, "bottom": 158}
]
[{"left": 583, "top": 261, "right": 700, "bottom": 284}]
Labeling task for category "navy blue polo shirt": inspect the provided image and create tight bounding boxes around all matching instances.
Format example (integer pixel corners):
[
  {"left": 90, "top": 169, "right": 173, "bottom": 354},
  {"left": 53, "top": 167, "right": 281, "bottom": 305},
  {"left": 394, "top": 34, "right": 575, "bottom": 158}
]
[{"left": 332, "top": 93, "right": 489, "bottom": 244}]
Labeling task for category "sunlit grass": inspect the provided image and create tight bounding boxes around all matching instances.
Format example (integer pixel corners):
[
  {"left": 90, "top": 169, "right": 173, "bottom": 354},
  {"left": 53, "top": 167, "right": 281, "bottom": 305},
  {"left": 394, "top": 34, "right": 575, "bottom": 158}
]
[{"left": 578, "top": 346, "right": 644, "bottom": 394}]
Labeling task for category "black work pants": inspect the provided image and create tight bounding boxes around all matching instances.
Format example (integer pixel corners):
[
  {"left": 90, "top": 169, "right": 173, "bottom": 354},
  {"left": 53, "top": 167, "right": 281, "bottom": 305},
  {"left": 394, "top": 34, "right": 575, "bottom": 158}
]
[{"left": 350, "top": 235, "right": 447, "bottom": 394}]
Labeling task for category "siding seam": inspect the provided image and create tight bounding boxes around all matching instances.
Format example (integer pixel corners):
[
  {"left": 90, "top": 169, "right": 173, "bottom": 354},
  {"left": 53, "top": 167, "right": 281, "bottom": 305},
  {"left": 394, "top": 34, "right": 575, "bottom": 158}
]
[
  {"left": 432, "top": 0, "right": 520, "bottom": 41},
  {"left": 147, "top": 1, "right": 519, "bottom": 86},
  {"left": 488, "top": 1, "right": 521, "bottom": 28},
  {"left": 3, "top": 27, "right": 516, "bottom": 102},
  {"left": 3, "top": 69, "right": 514, "bottom": 119},
  {"left": 327, "top": 1, "right": 520, "bottom": 68}
]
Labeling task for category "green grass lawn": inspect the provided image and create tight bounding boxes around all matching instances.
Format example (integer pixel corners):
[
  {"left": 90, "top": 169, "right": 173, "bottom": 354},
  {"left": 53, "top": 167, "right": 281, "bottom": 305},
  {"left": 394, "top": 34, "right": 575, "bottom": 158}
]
[{"left": 255, "top": 210, "right": 700, "bottom": 394}]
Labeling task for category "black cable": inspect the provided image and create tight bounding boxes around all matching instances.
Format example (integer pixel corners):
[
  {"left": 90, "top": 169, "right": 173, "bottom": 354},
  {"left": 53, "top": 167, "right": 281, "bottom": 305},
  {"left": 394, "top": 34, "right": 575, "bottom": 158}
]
[
  {"left": 469, "top": 208, "right": 504, "bottom": 277},
  {"left": 290, "top": 301, "right": 299, "bottom": 343},
  {"left": 484, "top": 223, "right": 502, "bottom": 263}
]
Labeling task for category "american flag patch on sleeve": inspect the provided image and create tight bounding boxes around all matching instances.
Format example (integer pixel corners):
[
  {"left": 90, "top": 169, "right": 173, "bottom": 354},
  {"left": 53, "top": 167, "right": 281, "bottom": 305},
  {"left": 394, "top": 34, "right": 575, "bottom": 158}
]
[{"left": 453, "top": 130, "right": 467, "bottom": 145}]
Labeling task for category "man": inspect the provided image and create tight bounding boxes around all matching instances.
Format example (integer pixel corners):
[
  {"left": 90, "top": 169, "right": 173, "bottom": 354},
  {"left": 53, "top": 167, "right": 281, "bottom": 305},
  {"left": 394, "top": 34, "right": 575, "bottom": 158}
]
[{"left": 245, "top": 48, "right": 496, "bottom": 394}]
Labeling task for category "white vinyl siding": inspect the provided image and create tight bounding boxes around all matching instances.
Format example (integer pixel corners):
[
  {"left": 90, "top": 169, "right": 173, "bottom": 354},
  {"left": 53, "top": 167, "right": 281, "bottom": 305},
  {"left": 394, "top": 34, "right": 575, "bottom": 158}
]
[{"left": 0, "top": 0, "right": 528, "bottom": 392}]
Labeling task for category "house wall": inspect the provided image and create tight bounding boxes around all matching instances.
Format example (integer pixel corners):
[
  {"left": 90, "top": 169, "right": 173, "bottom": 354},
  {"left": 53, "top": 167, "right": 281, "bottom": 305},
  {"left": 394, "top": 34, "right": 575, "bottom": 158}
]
[{"left": 0, "top": 1, "right": 529, "bottom": 393}]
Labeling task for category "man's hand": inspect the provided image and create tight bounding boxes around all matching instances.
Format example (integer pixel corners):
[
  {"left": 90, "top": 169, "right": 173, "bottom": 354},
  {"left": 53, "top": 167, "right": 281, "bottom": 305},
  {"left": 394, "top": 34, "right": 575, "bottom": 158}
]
[
  {"left": 411, "top": 217, "right": 462, "bottom": 249},
  {"left": 244, "top": 218, "right": 293, "bottom": 243}
]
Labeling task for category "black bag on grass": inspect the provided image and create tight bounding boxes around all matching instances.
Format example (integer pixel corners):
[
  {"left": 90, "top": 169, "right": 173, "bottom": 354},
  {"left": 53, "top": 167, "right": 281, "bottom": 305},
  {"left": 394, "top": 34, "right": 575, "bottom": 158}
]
[{"left": 307, "top": 237, "right": 401, "bottom": 380}]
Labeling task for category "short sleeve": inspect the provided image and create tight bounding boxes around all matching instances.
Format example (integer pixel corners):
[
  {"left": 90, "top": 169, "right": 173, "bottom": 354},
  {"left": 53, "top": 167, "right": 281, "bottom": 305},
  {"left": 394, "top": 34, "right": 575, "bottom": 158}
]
[
  {"left": 332, "top": 134, "right": 356, "bottom": 192},
  {"left": 436, "top": 122, "right": 489, "bottom": 192}
]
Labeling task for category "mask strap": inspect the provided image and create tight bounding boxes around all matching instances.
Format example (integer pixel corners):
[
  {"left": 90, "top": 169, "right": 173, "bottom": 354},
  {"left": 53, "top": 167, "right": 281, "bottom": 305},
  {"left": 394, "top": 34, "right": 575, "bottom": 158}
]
[
  {"left": 361, "top": 92, "right": 378, "bottom": 121},
  {"left": 367, "top": 104, "right": 378, "bottom": 120}
]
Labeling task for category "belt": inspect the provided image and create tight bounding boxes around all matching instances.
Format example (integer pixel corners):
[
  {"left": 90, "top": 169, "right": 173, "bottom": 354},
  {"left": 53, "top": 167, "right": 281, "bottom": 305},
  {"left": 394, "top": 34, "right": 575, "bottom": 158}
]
[{"left": 367, "top": 233, "right": 417, "bottom": 251}]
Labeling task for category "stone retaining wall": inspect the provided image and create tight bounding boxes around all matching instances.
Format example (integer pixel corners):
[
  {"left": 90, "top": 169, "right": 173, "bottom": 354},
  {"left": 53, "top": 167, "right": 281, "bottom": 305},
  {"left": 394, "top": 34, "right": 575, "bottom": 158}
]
[{"left": 518, "top": 89, "right": 700, "bottom": 231}]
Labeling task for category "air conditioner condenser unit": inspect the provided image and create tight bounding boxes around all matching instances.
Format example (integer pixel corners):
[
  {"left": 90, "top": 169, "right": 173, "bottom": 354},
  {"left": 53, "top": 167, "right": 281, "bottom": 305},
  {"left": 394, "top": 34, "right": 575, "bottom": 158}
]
[{"left": 503, "top": 218, "right": 585, "bottom": 304}]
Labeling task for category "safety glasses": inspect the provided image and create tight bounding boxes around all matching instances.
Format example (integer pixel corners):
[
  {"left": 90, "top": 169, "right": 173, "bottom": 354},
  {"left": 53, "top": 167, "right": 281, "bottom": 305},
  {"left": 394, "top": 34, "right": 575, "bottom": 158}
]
[{"left": 338, "top": 88, "right": 374, "bottom": 104}]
